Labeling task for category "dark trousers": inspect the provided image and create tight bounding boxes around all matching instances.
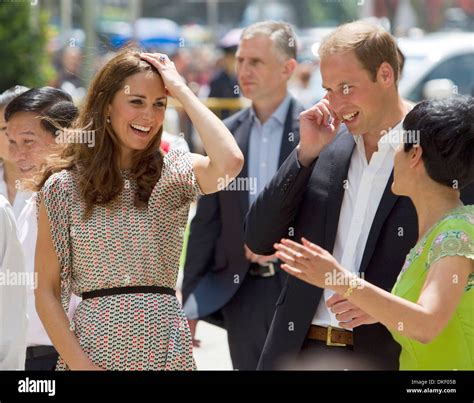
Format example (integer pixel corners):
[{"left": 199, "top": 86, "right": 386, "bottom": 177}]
[
  {"left": 25, "top": 346, "right": 59, "bottom": 371},
  {"left": 221, "top": 267, "right": 285, "bottom": 370},
  {"left": 282, "top": 338, "right": 396, "bottom": 370}
]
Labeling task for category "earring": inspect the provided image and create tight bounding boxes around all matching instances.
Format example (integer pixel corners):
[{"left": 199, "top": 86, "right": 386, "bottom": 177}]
[{"left": 107, "top": 116, "right": 111, "bottom": 124}]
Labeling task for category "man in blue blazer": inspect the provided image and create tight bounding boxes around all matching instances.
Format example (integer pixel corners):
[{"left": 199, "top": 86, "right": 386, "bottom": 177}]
[{"left": 182, "top": 21, "right": 304, "bottom": 370}]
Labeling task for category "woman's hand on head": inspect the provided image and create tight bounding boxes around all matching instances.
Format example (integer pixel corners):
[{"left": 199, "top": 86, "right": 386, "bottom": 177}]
[{"left": 139, "top": 53, "right": 186, "bottom": 98}]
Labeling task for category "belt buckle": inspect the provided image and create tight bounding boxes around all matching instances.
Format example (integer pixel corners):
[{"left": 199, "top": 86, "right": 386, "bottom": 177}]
[
  {"left": 260, "top": 261, "right": 276, "bottom": 277},
  {"left": 326, "top": 326, "right": 346, "bottom": 347}
]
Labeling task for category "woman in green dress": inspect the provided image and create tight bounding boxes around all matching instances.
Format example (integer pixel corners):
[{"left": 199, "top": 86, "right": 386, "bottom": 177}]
[{"left": 273, "top": 96, "right": 473, "bottom": 370}]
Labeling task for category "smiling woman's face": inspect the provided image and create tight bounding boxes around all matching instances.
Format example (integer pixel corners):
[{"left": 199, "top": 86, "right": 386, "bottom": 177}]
[
  {"left": 108, "top": 71, "right": 166, "bottom": 163},
  {"left": 5, "top": 111, "right": 55, "bottom": 177}
]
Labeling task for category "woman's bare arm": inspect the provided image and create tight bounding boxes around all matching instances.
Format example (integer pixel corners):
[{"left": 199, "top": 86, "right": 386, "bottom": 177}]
[
  {"left": 333, "top": 256, "right": 472, "bottom": 343},
  {"left": 35, "top": 198, "right": 103, "bottom": 370},
  {"left": 276, "top": 238, "right": 472, "bottom": 344}
]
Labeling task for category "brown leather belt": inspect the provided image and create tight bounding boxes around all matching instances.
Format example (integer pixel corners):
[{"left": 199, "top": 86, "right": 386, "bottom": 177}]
[{"left": 307, "top": 325, "right": 353, "bottom": 347}]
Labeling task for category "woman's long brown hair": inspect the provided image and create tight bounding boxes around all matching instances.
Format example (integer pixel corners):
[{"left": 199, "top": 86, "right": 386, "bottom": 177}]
[{"left": 36, "top": 48, "right": 165, "bottom": 218}]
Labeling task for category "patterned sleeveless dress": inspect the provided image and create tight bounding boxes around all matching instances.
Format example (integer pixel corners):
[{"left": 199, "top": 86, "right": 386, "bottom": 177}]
[{"left": 38, "top": 149, "right": 203, "bottom": 370}]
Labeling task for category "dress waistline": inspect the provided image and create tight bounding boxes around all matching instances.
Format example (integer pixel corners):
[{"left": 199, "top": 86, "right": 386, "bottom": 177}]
[{"left": 82, "top": 285, "right": 175, "bottom": 300}]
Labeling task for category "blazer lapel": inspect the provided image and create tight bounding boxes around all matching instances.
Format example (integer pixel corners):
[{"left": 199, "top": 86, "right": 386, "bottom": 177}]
[{"left": 278, "top": 99, "right": 300, "bottom": 166}]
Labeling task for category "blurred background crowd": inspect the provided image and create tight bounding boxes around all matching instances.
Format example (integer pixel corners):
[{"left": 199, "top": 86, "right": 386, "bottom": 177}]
[{"left": 0, "top": 0, "right": 473, "bottom": 152}]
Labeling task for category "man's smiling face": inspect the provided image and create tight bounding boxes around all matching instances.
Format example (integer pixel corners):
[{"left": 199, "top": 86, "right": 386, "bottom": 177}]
[{"left": 320, "top": 50, "right": 390, "bottom": 136}]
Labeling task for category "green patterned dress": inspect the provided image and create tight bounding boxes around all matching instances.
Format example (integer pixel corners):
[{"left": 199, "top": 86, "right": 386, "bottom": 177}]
[{"left": 390, "top": 205, "right": 474, "bottom": 370}]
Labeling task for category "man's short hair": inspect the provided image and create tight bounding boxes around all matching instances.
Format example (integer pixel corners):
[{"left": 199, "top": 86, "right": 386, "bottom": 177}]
[
  {"left": 319, "top": 21, "right": 400, "bottom": 84},
  {"left": 241, "top": 21, "right": 297, "bottom": 60}
]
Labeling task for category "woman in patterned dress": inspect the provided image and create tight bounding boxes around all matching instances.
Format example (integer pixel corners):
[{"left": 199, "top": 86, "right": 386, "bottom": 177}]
[
  {"left": 34, "top": 49, "right": 244, "bottom": 370},
  {"left": 273, "top": 96, "right": 474, "bottom": 369}
]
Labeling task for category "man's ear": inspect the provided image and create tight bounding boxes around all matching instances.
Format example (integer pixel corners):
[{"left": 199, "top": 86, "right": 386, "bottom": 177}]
[
  {"left": 283, "top": 58, "right": 297, "bottom": 79},
  {"left": 377, "top": 62, "right": 395, "bottom": 88}
]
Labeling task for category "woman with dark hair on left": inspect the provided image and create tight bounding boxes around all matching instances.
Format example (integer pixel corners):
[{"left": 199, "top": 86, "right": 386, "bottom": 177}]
[{"left": 34, "top": 49, "right": 243, "bottom": 371}]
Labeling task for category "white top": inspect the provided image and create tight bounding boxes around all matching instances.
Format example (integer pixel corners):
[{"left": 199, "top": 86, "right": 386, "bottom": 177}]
[
  {"left": 17, "top": 194, "right": 80, "bottom": 347},
  {"left": 312, "top": 120, "right": 405, "bottom": 328},
  {"left": 0, "top": 161, "right": 31, "bottom": 219},
  {"left": 0, "top": 195, "right": 27, "bottom": 369}
]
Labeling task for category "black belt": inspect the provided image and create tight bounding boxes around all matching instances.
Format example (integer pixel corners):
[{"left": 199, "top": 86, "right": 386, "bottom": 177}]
[
  {"left": 26, "top": 345, "right": 58, "bottom": 360},
  {"left": 248, "top": 262, "right": 278, "bottom": 277},
  {"left": 82, "top": 286, "right": 175, "bottom": 300}
]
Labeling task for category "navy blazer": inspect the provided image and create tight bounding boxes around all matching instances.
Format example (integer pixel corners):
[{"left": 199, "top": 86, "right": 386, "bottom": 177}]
[
  {"left": 182, "top": 98, "right": 305, "bottom": 322},
  {"left": 244, "top": 128, "right": 474, "bottom": 370}
]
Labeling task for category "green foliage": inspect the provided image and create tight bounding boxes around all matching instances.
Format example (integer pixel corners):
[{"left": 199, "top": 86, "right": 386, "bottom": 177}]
[{"left": 0, "top": 1, "right": 54, "bottom": 91}]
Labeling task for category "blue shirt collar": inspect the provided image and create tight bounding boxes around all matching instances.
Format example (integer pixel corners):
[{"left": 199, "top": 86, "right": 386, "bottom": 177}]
[{"left": 249, "top": 92, "right": 292, "bottom": 125}]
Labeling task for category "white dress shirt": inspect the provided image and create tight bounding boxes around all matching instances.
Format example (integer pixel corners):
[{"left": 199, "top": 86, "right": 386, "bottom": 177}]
[
  {"left": 312, "top": 120, "right": 405, "bottom": 328},
  {"left": 0, "top": 195, "right": 27, "bottom": 369},
  {"left": 17, "top": 194, "right": 80, "bottom": 347},
  {"left": 0, "top": 161, "right": 31, "bottom": 219}
]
